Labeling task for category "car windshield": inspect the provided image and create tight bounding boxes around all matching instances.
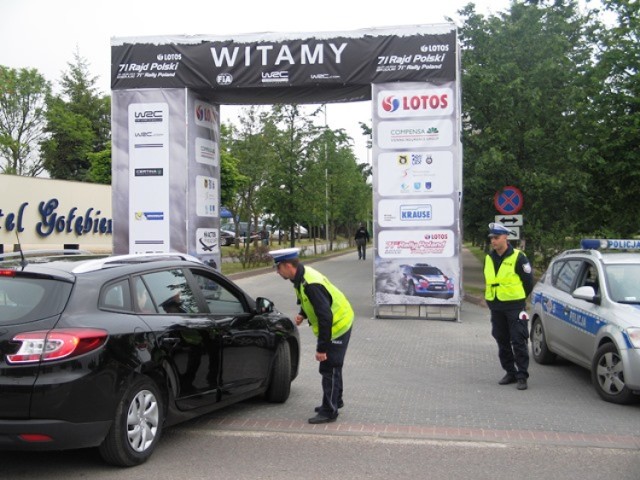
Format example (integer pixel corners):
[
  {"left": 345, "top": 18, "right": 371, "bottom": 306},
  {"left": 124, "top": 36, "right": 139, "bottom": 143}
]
[
  {"left": 605, "top": 264, "right": 640, "bottom": 304},
  {"left": 412, "top": 266, "right": 441, "bottom": 276}
]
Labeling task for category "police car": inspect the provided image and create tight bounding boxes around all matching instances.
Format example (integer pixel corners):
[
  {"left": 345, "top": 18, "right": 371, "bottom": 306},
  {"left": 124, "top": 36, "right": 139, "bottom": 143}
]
[{"left": 530, "top": 239, "right": 640, "bottom": 404}]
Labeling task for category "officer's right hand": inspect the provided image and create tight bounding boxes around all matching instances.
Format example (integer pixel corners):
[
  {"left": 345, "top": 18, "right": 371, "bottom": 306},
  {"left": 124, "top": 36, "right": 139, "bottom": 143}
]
[{"left": 295, "top": 314, "right": 304, "bottom": 326}]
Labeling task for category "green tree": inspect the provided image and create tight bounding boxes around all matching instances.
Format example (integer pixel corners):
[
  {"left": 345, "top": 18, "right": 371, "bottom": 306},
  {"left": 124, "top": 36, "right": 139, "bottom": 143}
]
[
  {"left": 258, "top": 104, "right": 322, "bottom": 247},
  {"left": 41, "top": 51, "right": 110, "bottom": 181},
  {"left": 458, "top": 1, "right": 597, "bottom": 261},
  {"left": 0, "top": 66, "right": 50, "bottom": 176},
  {"left": 577, "top": 0, "right": 640, "bottom": 237}
]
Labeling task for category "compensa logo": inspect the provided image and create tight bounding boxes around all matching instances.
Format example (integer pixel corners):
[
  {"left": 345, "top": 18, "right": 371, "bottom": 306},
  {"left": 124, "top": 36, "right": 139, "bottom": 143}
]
[{"left": 381, "top": 96, "right": 400, "bottom": 113}]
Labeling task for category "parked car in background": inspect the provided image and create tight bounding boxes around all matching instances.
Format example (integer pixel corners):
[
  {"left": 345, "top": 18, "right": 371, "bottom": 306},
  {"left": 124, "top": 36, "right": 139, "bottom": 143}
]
[
  {"left": 0, "top": 251, "right": 300, "bottom": 466},
  {"left": 530, "top": 239, "right": 640, "bottom": 404},
  {"left": 400, "top": 263, "right": 454, "bottom": 299},
  {"left": 222, "top": 221, "right": 260, "bottom": 243},
  {"left": 220, "top": 228, "right": 235, "bottom": 246}
]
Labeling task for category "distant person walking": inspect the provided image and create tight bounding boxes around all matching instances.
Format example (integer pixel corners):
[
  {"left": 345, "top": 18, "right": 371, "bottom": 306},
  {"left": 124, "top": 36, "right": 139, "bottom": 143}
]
[
  {"left": 270, "top": 248, "right": 354, "bottom": 424},
  {"left": 484, "top": 222, "right": 534, "bottom": 391},
  {"left": 354, "top": 223, "right": 370, "bottom": 260}
]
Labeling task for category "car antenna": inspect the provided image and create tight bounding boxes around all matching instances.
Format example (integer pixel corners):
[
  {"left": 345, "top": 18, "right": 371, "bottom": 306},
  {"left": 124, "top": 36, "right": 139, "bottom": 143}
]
[{"left": 15, "top": 230, "right": 27, "bottom": 269}]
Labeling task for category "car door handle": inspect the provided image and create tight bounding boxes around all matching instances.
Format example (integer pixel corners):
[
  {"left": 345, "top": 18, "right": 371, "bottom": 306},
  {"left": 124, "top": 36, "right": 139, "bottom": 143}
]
[{"left": 161, "top": 337, "right": 180, "bottom": 346}]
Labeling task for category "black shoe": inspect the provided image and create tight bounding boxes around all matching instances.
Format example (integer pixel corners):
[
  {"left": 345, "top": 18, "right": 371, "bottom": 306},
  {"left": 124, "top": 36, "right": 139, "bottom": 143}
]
[
  {"left": 308, "top": 414, "right": 337, "bottom": 424},
  {"left": 315, "top": 401, "right": 344, "bottom": 413},
  {"left": 517, "top": 378, "right": 528, "bottom": 390},
  {"left": 498, "top": 374, "right": 517, "bottom": 385}
]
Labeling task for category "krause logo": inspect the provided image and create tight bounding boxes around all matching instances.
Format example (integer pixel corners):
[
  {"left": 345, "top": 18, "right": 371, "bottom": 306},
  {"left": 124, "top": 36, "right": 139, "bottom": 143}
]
[
  {"left": 261, "top": 71, "right": 289, "bottom": 83},
  {"left": 378, "top": 88, "right": 453, "bottom": 118},
  {"left": 400, "top": 204, "right": 432, "bottom": 221}
]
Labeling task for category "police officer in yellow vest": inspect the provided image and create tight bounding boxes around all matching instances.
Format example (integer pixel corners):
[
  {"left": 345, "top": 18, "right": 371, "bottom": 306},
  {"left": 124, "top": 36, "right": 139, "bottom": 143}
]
[
  {"left": 270, "top": 248, "right": 354, "bottom": 424},
  {"left": 484, "top": 223, "right": 534, "bottom": 391}
]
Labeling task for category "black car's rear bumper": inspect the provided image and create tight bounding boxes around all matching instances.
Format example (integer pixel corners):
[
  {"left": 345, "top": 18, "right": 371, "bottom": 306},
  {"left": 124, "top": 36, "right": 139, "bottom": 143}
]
[{"left": 0, "top": 418, "right": 111, "bottom": 451}]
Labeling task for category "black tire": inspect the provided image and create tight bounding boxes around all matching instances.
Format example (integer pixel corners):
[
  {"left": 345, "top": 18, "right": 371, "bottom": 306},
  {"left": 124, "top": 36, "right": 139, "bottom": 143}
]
[
  {"left": 98, "top": 377, "right": 164, "bottom": 467},
  {"left": 591, "top": 343, "right": 637, "bottom": 405},
  {"left": 265, "top": 341, "right": 292, "bottom": 403},
  {"left": 531, "top": 317, "right": 556, "bottom": 364},
  {"left": 407, "top": 282, "right": 416, "bottom": 296}
]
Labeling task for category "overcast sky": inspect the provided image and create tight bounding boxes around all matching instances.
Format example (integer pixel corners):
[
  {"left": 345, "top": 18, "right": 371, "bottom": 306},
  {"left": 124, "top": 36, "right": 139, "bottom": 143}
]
[{"left": 0, "top": 0, "right": 510, "bottom": 163}]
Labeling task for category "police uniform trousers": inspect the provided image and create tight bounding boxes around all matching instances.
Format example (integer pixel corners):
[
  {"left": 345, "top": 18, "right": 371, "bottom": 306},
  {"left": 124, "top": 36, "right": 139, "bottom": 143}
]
[
  {"left": 490, "top": 309, "right": 529, "bottom": 379},
  {"left": 317, "top": 328, "right": 351, "bottom": 419}
]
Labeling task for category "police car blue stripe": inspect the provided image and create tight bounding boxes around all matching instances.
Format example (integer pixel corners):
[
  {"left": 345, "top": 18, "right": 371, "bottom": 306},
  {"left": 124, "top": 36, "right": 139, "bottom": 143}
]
[{"left": 534, "top": 294, "right": 606, "bottom": 336}]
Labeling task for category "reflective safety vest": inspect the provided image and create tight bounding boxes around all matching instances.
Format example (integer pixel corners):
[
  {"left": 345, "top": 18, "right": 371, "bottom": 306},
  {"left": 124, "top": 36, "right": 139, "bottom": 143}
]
[
  {"left": 484, "top": 249, "right": 526, "bottom": 301},
  {"left": 296, "top": 266, "right": 354, "bottom": 339}
]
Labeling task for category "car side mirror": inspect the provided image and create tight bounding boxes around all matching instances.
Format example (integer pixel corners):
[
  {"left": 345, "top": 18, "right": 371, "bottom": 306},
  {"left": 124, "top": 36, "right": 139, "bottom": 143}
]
[
  {"left": 572, "top": 286, "right": 601, "bottom": 305},
  {"left": 255, "top": 297, "right": 274, "bottom": 314}
]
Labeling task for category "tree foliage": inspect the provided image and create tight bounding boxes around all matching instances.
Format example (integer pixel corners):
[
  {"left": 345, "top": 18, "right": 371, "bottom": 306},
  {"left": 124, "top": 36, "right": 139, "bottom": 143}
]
[
  {"left": 458, "top": 0, "right": 618, "bottom": 263},
  {"left": 40, "top": 51, "right": 110, "bottom": 182},
  {"left": 0, "top": 66, "right": 50, "bottom": 175}
]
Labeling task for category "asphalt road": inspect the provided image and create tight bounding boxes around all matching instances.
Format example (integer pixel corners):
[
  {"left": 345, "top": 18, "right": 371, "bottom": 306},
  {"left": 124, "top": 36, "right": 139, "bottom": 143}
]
[{"left": 1, "top": 249, "right": 638, "bottom": 477}]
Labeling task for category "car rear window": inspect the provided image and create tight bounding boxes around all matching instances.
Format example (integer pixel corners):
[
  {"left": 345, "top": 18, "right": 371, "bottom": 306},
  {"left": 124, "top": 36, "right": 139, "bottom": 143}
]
[{"left": 0, "top": 276, "right": 72, "bottom": 324}]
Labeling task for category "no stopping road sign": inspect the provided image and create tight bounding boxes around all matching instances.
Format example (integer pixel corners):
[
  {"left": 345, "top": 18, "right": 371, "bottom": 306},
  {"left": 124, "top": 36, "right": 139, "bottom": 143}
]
[{"left": 494, "top": 186, "right": 523, "bottom": 215}]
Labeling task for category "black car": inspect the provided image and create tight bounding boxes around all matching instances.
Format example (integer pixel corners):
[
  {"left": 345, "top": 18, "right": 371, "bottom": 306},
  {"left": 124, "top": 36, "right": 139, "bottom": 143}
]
[{"left": 0, "top": 252, "right": 299, "bottom": 466}]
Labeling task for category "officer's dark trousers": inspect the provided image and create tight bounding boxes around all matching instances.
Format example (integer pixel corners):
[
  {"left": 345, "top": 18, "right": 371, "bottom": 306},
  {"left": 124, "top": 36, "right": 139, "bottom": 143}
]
[
  {"left": 317, "top": 328, "right": 351, "bottom": 419},
  {"left": 490, "top": 309, "right": 529, "bottom": 379}
]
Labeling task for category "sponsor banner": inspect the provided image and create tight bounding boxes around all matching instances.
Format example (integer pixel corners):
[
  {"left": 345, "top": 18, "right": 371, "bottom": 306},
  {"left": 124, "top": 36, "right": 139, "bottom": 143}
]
[
  {"left": 195, "top": 137, "right": 218, "bottom": 166},
  {"left": 111, "top": 26, "right": 457, "bottom": 101},
  {"left": 378, "top": 198, "right": 454, "bottom": 227},
  {"left": 378, "top": 229, "right": 455, "bottom": 258},
  {"left": 195, "top": 175, "right": 218, "bottom": 217},
  {"left": 196, "top": 228, "right": 220, "bottom": 254},
  {"left": 377, "top": 150, "right": 453, "bottom": 196},
  {"left": 128, "top": 102, "right": 171, "bottom": 253},
  {"left": 377, "top": 119, "right": 453, "bottom": 149},
  {"left": 376, "top": 87, "right": 454, "bottom": 118}
]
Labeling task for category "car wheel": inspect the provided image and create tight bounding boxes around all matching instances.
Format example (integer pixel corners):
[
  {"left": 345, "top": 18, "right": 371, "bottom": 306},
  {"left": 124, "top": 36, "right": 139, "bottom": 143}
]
[
  {"left": 98, "top": 377, "right": 164, "bottom": 467},
  {"left": 591, "top": 343, "right": 637, "bottom": 405},
  {"left": 265, "top": 341, "right": 292, "bottom": 403},
  {"left": 531, "top": 317, "right": 556, "bottom": 364},
  {"left": 407, "top": 282, "right": 416, "bottom": 296}
]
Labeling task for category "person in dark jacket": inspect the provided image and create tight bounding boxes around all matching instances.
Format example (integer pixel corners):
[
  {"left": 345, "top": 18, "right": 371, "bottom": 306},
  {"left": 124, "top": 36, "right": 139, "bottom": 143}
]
[
  {"left": 484, "top": 222, "right": 534, "bottom": 391},
  {"left": 354, "top": 223, "right": 370, "bottom": 260},
  {"left": 270, "top": 248, "right": 354, "bottom": 424}
]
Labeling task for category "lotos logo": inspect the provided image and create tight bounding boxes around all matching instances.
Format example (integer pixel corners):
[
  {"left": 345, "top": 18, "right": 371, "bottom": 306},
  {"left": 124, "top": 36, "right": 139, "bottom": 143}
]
[{"left": 381, "top": 96, "right": 400, "bottom": 112}]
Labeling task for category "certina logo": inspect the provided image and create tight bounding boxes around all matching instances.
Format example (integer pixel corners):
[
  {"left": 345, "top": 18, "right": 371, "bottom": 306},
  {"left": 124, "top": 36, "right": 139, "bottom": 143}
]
[
  {"left": 261, "top": 71, "right": 289, "bottom": 83},
  {"left": 210, "top": 42, "right": 348, "bottom": 67},
  {"left": 381, "top": 94, "right": 449, "bottom": 113},
  {"left": 216, "top": 73, "right": 233, "bottom": 85},
  {"left": 134, "top": 110, "right": 163, "bottom": 122}
]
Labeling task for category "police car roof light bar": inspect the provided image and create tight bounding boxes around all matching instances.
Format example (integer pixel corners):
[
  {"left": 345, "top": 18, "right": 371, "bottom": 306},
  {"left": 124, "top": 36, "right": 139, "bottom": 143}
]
[{"left": 580, "top": 239, "right": 640, "bottom": 250}]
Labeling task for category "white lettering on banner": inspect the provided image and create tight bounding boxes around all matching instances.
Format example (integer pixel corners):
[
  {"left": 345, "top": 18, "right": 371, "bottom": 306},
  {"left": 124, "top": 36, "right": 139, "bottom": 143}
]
[
  {"left": 378, "top": 230, "right": 455, "bottom": 258},
  {"left": 210, "top": 43, "right": 348, "bottom": 67}
]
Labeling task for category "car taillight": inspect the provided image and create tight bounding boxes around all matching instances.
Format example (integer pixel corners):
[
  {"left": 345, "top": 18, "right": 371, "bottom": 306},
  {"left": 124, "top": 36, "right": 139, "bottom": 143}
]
[
  {"left": 0, "top": 269, "right": 16, "bottom": 277},
  {"left": 6, "top": 329, "right": 108, "bottom": 364}
]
